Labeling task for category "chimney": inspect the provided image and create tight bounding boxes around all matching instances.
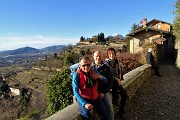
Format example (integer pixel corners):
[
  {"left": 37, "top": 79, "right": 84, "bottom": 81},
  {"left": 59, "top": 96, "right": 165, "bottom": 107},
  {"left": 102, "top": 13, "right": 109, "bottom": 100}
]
[{"left": 143, "top": 18, "right": 147, "bottom": 28}]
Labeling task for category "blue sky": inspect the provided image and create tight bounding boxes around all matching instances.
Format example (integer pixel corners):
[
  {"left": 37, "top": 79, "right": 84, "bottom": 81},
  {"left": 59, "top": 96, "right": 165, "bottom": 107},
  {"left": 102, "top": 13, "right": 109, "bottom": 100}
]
[{"left": 0, "top": 0, "right": 176, "bottom": 51}]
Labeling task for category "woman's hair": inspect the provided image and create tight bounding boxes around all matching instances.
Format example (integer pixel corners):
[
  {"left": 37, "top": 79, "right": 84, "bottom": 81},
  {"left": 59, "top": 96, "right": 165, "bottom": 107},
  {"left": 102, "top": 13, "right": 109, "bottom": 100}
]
[{"left": 106, "top": 47, "right": 116, "bottom": 56}]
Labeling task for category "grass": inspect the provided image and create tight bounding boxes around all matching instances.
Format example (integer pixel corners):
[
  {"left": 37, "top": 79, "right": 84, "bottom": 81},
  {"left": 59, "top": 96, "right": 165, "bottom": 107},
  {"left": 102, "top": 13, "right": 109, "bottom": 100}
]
[
  {"left": 0, "top": 65, "right": 24, "bottom": 73},
  {"left": 13, "top": 69, "right": 57, "bottom": 93}
]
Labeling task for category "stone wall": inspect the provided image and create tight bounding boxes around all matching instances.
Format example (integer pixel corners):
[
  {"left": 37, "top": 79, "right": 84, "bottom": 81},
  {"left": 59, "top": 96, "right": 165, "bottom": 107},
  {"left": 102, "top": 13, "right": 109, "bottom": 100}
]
[
  {"left": 45, "top": 64, "right": 152, "bottom": 120},
  {"left": 122, "top": 64, "right": 152, "bottom": 99},
  {"left": 177, "top": 49, "right": 180, "bottom": 68},
  {"left": 175, "top": 41, "right": 180, "bottom": 68},
  {"left": 130, "top": 38, "right": 143, "bottom": 54}
]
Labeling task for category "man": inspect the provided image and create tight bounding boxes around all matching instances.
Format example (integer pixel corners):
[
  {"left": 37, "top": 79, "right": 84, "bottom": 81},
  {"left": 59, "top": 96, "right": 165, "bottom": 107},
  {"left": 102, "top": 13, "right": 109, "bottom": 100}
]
[
  {"left": 72, "top": 56, "right": 108, "bottom": 120},
  {"left": 91, "top": 51, "right": 114, "bottom": 120}
]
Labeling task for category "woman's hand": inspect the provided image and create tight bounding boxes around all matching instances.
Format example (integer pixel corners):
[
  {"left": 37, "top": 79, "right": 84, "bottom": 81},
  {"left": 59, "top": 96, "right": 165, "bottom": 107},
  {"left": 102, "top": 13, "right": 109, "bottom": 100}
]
[{"left": 114, "top": 77, "right": 123, "bottom": 86}]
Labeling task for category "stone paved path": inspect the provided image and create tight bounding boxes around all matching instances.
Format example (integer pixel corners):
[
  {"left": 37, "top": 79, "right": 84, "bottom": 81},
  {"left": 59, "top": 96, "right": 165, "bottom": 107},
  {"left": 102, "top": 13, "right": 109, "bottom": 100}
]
[{"left": 125, "top": 61, "right": 180, "bottom": 120}]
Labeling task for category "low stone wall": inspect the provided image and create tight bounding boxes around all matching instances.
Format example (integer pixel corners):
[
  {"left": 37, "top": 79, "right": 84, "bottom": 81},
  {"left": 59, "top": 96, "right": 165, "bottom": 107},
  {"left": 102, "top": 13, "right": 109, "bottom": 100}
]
[
  {"left": 122, "top": 64, "right": 152, "bottom": 99},
  {"left": 46, "top": 64, "right": 152, "bottom": 120}
]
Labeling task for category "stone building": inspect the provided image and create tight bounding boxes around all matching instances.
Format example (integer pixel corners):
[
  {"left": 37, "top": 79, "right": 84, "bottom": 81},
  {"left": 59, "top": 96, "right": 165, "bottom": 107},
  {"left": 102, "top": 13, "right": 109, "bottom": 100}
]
[{"left": 127, "top": 18, "right": 175, "bottom": 63}]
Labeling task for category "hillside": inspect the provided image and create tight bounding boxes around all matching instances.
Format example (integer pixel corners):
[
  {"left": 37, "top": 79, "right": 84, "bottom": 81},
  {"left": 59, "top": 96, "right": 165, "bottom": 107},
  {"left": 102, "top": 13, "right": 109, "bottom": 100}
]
[
  {"left": 0, "top": 46, "right": 40, "bottom": 55},
  {"left": 1, "top": 42, "right": 142, "bottom": 119},
  {"left": 0, "top": 45, "right": 66, "bottom": 75},
  {"left": 41, "top": 45, "right": 66, "bottom": 54},
  {"left": 14, "top": 43, "right": 135, "bottom": 93},
  {"left": 0, "top": 45, "right": 66, "bottom": 56}
]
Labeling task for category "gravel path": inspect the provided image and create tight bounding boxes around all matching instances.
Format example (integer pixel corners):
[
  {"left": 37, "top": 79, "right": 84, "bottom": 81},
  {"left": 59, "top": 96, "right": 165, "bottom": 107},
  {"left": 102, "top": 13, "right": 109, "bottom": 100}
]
[{"left": 125, "top": 61, "right": 180, "bottom": 120}]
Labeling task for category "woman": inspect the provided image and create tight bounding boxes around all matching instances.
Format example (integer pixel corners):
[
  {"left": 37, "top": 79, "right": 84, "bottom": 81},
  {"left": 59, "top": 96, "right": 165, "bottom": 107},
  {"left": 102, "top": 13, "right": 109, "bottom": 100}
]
[
  {"left": 146, "top": 48, "right": 162, "bottom": 77},
  {"left": 105, "top": 48, "right": 128, "bottom": 118}
]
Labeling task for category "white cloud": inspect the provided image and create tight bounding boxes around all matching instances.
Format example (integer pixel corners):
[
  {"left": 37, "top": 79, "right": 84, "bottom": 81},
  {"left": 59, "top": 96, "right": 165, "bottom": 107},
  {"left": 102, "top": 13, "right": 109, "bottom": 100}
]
[{"left": 0, "top": 35, "right": 79, "bottom": 51}]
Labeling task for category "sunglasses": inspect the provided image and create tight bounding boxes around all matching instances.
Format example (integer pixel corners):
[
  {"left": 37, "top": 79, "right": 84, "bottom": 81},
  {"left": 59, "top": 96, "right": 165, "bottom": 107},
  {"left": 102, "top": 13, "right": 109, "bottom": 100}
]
[{"left": 81, "top": 64, "right": 91, "bottom": 67}]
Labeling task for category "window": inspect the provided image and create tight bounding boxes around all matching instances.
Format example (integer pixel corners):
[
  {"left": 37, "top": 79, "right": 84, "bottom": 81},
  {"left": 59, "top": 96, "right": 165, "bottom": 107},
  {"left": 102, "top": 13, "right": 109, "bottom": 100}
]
[
  {"left": 157, "top": 24, "right": 161, "bottom": 29},
  {"left": 139, "top": 40, "right": 143, "bottom": 46}
]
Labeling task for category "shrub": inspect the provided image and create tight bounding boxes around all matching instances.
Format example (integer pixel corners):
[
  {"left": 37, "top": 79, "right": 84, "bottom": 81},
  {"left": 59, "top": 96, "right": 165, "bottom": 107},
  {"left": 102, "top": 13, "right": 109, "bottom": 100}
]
[
  {"left": 80, "top": 49, "right": 85, "bottom": 56},
  {"left": 117, "top": 52, "right": 142, "bottom": 74},
  {"left": 46, "top": 69, "right": 73, "bottom": 116},
  {"left": 63, "top": 53, "right": 79, "bottom": 66},
  {"left": 19, "top": 110, "right": 39, "bottom": 120}
]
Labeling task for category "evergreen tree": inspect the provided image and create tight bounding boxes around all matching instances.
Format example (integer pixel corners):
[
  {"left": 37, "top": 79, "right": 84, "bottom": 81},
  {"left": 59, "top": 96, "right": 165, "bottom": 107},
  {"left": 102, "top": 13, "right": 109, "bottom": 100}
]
[
  {"left": 97, "top": 32, "right": 105, "bottom": 42},
  {"left": 131, "top": 23, "right": 140, "bottom": 32},
  {"left": 173, "top": 0, "right": 180, "bottom": 67},
  {"left": 97, "top": 33, "right": 100, "bottom": 42},
  {"left": 45, "top": 55, "right": 48, "bottom": 61},
  {"left": 173, "top": 0, "right": 180, "bottom": 40},
  {"left": 53, "top": 53, "right": 57, "bottom": 59},
  {"left": 80, "top": 36, "right": 85, "bottom": 41}
]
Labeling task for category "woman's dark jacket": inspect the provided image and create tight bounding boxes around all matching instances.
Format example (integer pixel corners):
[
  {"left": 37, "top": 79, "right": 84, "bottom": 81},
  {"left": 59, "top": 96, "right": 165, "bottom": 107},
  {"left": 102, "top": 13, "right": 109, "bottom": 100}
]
[
  {"left": 146, "top": 52, "right": 159, "bottom": 70},
  {"left": 105, "top": 58, "right": 123, "bottom": 79}
]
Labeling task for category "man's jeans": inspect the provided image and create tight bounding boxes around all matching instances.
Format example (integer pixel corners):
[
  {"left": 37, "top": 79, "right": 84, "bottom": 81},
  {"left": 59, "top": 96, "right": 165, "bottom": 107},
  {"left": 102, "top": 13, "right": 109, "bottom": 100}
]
[
  {"left": 102, "top": 92, "right": 114, "bottom": 120},
  {"left": 78, "top": 97, "right": 108, "bottom": 120}
]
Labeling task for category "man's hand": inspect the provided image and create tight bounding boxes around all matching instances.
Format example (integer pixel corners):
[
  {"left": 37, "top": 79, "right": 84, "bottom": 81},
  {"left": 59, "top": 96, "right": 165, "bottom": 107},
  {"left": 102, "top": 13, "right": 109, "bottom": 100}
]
[
  {"left": 91, "top": 73, "right": 102, "bottom": 79},
  {"left": 99, "top": 93, "right": 104, "bottom": 98},
  {"left": 85, "top": 103, "right": 94, "bottom": 110}
]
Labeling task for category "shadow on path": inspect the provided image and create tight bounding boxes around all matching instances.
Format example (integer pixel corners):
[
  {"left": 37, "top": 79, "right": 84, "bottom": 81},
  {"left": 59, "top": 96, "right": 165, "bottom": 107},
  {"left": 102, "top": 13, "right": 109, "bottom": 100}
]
[{"left": 125, "top": 61, "right": 180, "bottom": 120}]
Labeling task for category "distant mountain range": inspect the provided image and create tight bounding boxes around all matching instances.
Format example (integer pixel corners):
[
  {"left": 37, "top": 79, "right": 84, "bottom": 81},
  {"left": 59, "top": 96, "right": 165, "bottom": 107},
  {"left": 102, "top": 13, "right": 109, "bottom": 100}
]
[
  {"left": 106, "top": 34, "right": 125, "bottom": 40},
  {"left": 0, "top": 45, "right": 66, "bottom": 56}
]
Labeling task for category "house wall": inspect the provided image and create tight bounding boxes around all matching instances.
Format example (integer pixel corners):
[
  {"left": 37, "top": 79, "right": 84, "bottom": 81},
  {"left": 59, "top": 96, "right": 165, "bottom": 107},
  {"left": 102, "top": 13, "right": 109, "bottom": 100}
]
[
  {"left": 10, "top": 87, "right": 20, "bottom": 96},
  {"left": 156, "top": 45, "right": 163, "bottom": 63},
  {"left": 129, "top": 31, "right": 161, "bottom": 54},
  {"left": 78, "top": 41, "right": 90, "bottom": 45},
  {"left": 152, "top": 22, "right": 171, "bottom": 31},
  {"left": 130, "top": 38, "right": 143, "bottom": 53},
  {"left": 131, "top": 31, "right": 161, "bottom": 41}
]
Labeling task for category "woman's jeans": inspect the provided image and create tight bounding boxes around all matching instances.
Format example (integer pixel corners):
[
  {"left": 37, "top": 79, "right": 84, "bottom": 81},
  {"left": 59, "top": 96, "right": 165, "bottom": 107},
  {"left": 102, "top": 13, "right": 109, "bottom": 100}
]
[
  {"left": 112, "top": 85, "right": 128, "bottom": 114},
  {"left": 78, "top": 97, "right": 108, "bottom": 120},
  {"left": 102, "top": 92, "right": 114, "bottom": 120}
]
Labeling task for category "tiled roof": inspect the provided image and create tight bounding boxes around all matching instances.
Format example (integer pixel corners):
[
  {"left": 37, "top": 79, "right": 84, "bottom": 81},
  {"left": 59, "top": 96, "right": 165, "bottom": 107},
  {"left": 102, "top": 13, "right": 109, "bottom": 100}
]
[
  {"left": 147, "top": 19, "right": 172, "bottom": 26},
  {"left": 126, "top": 27, "right": 170, "bottom": 36}
]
